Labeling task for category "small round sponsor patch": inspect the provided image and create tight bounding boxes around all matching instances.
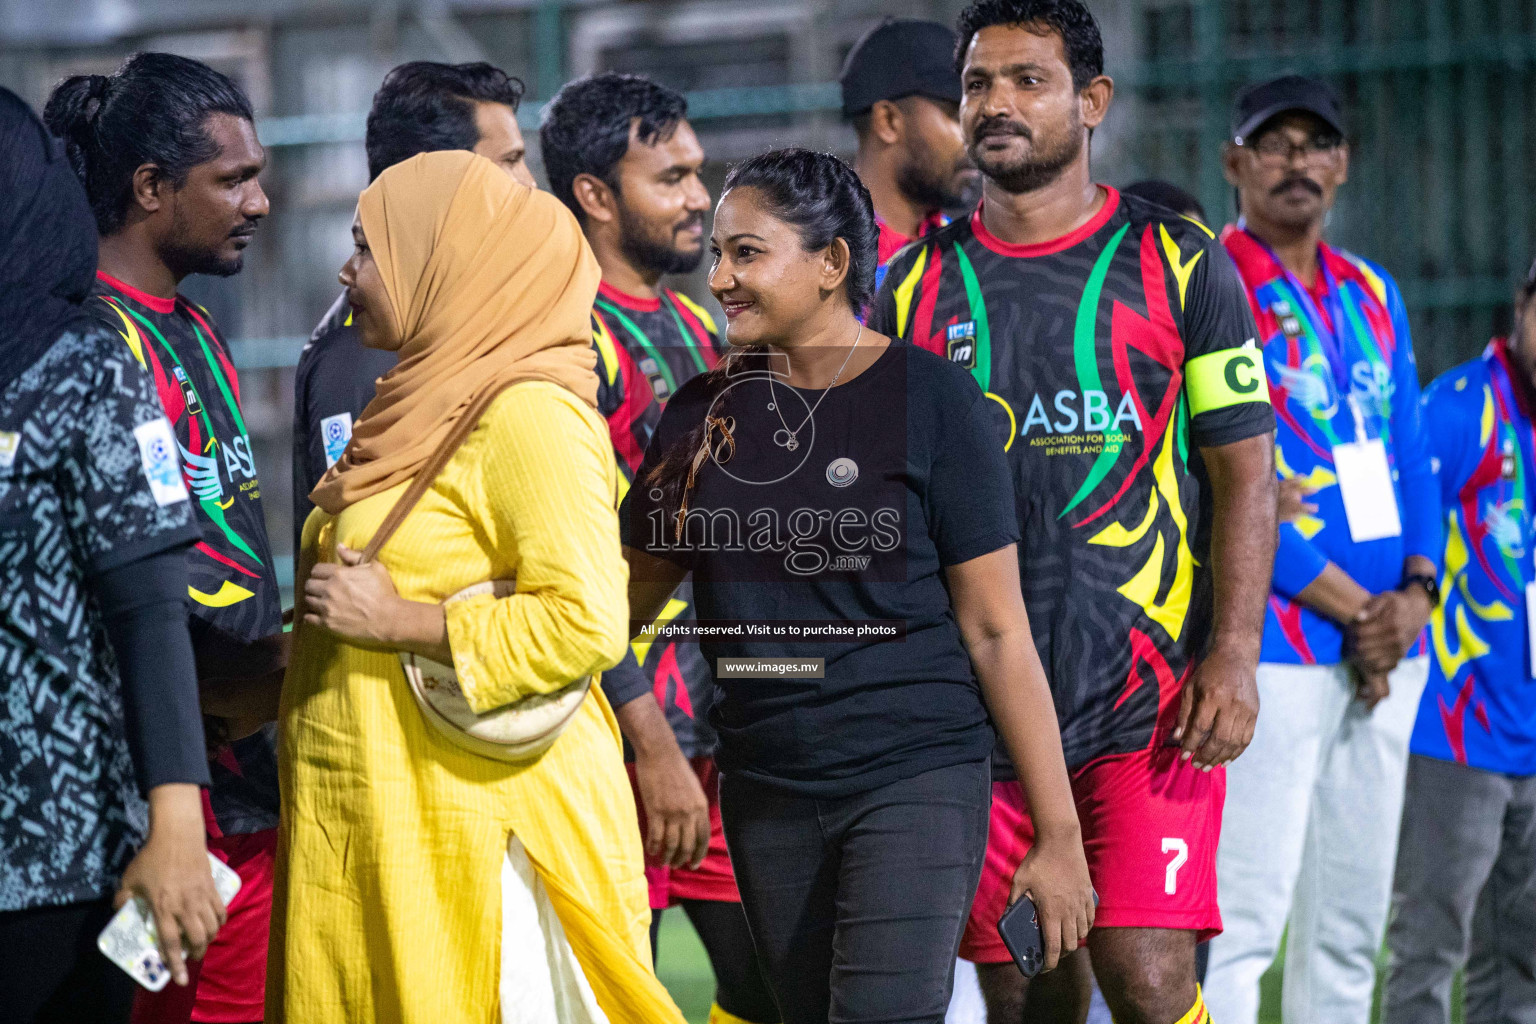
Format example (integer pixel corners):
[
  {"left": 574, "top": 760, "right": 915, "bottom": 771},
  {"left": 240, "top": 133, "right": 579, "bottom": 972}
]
[{"left": 826, "top": 457, "right": 858, "bottom": 487}]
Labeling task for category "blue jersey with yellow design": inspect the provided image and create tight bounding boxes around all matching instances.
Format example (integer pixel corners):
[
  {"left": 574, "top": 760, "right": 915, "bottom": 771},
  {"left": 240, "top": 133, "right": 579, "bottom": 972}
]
[{"left": 1413, "top": 339, "right": 1536, "bottom": 775}]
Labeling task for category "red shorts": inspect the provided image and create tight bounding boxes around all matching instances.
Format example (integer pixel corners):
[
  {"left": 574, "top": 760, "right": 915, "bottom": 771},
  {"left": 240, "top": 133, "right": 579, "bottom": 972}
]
[
  {"left": 627, "top": 757, "right": 740, "bottom": 909},
  {"left": 959, "top": 745, "right": 1224, "bottom": 963},
  {"left": 131, "top": 828, "right": 275, "bottom": 1024}
]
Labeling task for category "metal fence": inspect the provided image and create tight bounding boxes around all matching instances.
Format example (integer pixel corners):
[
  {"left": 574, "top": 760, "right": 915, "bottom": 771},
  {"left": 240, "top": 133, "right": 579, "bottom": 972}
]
[
  {"left": 3, "top": 0, "right": 1530, "bottom": 585},
  {"left": 1111, "top": 0, "right": 1536, "bottom": 379}
]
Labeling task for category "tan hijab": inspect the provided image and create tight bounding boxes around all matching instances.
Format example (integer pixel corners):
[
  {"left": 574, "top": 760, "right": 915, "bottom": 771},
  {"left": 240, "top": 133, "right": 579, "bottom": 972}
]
[{"left": 309, "top": 149, "right": 600, "bottom": 515}]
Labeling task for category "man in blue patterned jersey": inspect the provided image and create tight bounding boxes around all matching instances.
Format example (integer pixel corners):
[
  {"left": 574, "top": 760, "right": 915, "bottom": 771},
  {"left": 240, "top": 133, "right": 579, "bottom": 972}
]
[
  {"left": 1381, "top": 263, "right": 1536, "bottom": 1024},
  {"left": 1206, "top": 75, "right": 1442, "bottom": 1024},
  {"left": 542, "top": 73, "right": 777, "bottom": 1024}
]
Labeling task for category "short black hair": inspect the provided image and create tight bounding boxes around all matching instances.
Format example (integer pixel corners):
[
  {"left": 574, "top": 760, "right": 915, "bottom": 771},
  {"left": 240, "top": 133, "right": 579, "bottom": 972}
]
[
  {"left": 44, "top": 52, "right": 254, "bottom": 235},
  {"left": 954, "top": 0, "right": 1104, "bottom": 91},
  {"left": 365, "top": 61, "right": 525, "bottom": 181},
  {"left": 1122, "top": 179, "right": 1208, "bottom": 223},
  {"left": 539, "top": 72, "right": 688, "bottom": 222},
  {"left": 723, "top": 148, "right": 879, "bottom": 313}
]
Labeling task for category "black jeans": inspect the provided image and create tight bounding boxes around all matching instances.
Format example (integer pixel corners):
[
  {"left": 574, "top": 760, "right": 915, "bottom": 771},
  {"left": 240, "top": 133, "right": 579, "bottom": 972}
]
[
  {"left": 0, "top": 897, "right": 137, "bottom": 1024},
  {"left": 720, "top": 759, "right": 990, "bottom": 1024}
]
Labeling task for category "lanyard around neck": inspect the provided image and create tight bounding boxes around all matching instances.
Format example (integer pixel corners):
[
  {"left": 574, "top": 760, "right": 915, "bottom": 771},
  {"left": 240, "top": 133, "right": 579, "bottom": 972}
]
[{"left": 1242, "top": 227, "right": 1356, "bottom": 392}]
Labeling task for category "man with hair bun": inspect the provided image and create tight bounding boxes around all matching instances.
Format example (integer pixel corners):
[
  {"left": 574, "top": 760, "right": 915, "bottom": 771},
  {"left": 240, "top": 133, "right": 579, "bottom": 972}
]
[{"left": 45, "top": 51, "right": 282, "bottom": 1024}]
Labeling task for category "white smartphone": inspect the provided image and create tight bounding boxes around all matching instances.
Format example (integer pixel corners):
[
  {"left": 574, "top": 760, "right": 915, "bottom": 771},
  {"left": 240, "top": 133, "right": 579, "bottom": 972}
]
[{"left": 97, "top": 852, "right": 242, "bottom": 991}]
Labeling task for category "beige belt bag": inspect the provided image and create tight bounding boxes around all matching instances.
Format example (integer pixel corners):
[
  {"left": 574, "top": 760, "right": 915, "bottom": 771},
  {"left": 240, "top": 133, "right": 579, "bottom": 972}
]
[{"left": 358, "top": 383, "right": 590, "bottom": 763}]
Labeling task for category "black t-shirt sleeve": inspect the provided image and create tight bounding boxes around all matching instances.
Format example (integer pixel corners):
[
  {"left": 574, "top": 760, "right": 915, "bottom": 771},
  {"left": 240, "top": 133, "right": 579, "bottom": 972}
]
[
  {"left": 293, "top": 312, "right": 394, "bottom": 553},
  {"left": 618, "top": 379, "right": 705, "bottom": 571},
  {"left": 59, "top": 330, "right": 200, "bottom": 574},
  {"left": 925, "top": 371, "right": 1021, "bottom": 566},
  {"left": 291, "top": 343, "right": 318, "bottom": 557},
  {"left": 1181, "top": 232, "right": 1277, "bottom": 448}
]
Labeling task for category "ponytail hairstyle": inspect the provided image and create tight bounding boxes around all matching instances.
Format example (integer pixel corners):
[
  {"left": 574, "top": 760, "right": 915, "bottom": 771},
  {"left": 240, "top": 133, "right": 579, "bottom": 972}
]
[
  {"left": 644, "top": 148, "right": 878, "bottom": 539},
  {"left": 43, "top": 52, "right": 255, "bottom": 235},
  {"left": 722, "top": 147, "right": 879, "bottom": 313}
]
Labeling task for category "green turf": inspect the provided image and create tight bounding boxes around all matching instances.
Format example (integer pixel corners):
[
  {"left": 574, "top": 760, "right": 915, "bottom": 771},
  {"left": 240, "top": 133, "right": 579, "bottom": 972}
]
[
  {"left": 655, "top": 909, "right": 718, "bottom": 1023},
  {"left": 656, "top": 916, "right": 1467, "bottom": 1024}
]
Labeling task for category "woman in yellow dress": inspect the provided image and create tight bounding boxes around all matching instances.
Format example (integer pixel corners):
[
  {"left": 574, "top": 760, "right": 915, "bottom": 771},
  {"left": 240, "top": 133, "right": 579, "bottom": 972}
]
[{"left": 267, "top": 149, "right": 685, "bottom": 1024}]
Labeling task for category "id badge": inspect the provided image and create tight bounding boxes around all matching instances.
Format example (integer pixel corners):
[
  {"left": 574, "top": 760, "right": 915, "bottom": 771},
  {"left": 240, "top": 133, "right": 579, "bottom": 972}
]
[
  {"left": 1333, "top": 437, "right": 1403, "bottom": 542},
  {"left": 98, "top": 853, "right": 242, "bottom": 991}
]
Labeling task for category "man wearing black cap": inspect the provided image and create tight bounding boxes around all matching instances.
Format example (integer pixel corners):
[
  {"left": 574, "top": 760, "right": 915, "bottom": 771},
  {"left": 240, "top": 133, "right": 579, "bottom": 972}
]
[
  {"left": 1207, "top": 75, "right": 1440, "bottom": 1024},
  {"left": 870, "top": 2, "right": 1279, "bottom": 1022},
  {"left": 841, "top": 18, "right": 978, "bottom": 290}
]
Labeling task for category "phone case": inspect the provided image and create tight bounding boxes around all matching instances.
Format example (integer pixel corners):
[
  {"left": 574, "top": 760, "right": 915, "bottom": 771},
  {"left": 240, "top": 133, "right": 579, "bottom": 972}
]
[
  {"left": 996, "top": 895, "right": 1045, "bottom": 979},
  {"left": 97, "top": 853, "right": 242, "bottom": 991}
]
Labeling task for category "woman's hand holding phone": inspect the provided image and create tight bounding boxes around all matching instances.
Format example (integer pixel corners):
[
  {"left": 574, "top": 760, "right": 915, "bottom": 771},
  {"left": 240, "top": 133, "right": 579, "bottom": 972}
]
[{"left": 1008, "top": 826, "right": 1096, "bottom": 972}]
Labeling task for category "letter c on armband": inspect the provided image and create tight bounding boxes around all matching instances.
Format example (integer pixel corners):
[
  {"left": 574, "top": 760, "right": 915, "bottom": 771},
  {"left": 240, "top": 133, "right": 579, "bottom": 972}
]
[{"left": 1185, "top": 347, "right": 1272, "bottom": 416}]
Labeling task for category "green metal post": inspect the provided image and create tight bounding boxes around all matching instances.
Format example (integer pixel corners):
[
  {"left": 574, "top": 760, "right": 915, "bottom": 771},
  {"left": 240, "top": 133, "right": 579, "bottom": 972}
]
[
  {"left": 1195, "top": 0, "right": 1229, "bottom": 221},
  {"left": 534, "top": 0, "right": 564, "bottom": 100}
]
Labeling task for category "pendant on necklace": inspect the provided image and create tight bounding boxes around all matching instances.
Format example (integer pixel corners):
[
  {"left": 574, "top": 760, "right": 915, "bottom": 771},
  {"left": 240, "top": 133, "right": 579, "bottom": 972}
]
[{"left": 773, "top": 428, "right": 798, "bottom": 451}]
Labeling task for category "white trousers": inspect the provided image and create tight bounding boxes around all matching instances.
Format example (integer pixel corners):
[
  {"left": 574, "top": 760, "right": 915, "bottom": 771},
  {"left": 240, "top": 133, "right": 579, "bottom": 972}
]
[
  {"left": 1205, "top": 656, "right": 1429, "bottom": 1024},
  {"left": 500, "top": 836, "right": 609, "bottom": 1024}
]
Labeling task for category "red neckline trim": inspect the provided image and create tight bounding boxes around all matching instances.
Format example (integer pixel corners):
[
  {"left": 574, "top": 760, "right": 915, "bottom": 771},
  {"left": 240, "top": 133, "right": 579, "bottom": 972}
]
[
  {"left": 1492, "top": 336, "right": 1536, "bottom": 422},
  {"left": 96, "top": 271, "right": 177, "bottom": 314},
  {"left": 970, "top": 186, "right": 1119, "bottom": 258},
  {"left": 597, "top": 280, "right": 662, "bottom": 313}
]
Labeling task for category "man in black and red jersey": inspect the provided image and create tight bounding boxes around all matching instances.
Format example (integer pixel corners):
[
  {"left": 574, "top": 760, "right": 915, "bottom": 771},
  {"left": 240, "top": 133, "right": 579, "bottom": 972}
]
[
  {"left": 869, "top": 2, "right": 1279, "bottom": 1021},
  {"left": 541, "top": 73, "right": 778, "bottom": 1024},
  {"left": 841, "top": 17, "right": 979, "bottom": 291},
  {"left": 45, "top": 53, "right": 282, "bottom": 1024}
]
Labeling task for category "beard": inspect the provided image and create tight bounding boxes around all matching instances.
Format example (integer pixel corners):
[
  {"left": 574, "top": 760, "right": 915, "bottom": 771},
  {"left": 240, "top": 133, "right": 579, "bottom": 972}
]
[
  {"left": 896, "top": 149, "right": 975, "bottom": 212},
  {"left": 968, "top": 112, "right": 1085, "bottom": 195},
  {"left": 162, "top": 205, "right": 250, "bottom": 279},
  {"left": 617, "top": 203, "right": 705, "bottom": 277}
]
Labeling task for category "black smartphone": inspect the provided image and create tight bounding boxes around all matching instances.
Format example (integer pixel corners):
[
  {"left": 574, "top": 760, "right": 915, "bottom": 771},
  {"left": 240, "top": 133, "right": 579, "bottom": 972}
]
[
  {"left": 996, "top": 895, "right": 1045, "bottom": 978},
  {"left": 996, "top": 889, "right": 1099, "bottom": 979}
]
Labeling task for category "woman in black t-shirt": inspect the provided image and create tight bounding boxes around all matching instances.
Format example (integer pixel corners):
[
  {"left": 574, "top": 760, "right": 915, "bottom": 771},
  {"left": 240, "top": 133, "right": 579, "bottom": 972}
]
[{"left": 621, "top": 149, "right": 1094, "bottom": 1023}]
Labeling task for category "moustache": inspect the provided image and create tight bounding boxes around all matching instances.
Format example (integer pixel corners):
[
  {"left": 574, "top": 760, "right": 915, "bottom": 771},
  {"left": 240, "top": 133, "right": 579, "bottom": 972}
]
[
  {"left": 1271, "top": 177, "right": 1323, "bottom": 198},
  {"left": 229, "top": 220, "right": 260, "bottom": 239},
  {"left": 674, "top": 212, "right": 705, "bottom": 236},
  {"left": 972, "top": 117, "right": 1031, "bottom": 144}
]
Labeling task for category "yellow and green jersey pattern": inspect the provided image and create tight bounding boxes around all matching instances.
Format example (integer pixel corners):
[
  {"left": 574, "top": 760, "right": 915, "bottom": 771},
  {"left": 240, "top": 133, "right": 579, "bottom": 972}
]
[{"left": 870, "top": 190, "right": 1273, "bottom": 768}]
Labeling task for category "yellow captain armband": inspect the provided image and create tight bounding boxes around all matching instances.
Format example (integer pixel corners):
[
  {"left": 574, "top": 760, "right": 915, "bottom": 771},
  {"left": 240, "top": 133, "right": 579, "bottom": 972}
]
[{"left": 1185, "top": 345, "right": 1271, "bottom": 415}]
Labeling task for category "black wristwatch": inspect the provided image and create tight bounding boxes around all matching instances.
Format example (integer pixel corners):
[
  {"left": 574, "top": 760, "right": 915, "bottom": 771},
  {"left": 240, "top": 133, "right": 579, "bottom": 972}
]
[{"left": 1400, "top": 573, "right": 1441, "bottom": 607}]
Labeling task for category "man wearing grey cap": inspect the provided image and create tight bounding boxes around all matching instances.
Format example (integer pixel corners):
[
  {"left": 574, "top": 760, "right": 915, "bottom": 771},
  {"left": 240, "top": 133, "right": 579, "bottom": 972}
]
[
  {"left": 1207, "top": 75, "right": 1441, "bottom": 1024},
  {"left": 841, "top": 18, "right": 978, "bottom": 290}
]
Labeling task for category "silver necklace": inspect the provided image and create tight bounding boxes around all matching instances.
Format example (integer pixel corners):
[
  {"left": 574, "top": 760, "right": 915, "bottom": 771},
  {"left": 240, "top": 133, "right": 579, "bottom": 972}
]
[{"left": 768, "top": 324, "right": 862, "bottom": 452}]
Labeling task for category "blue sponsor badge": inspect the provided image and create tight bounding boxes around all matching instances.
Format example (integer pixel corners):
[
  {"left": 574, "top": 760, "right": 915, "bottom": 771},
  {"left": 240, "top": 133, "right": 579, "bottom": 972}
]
[
  {"left": 133, "top": 418, "right": 189, "bottom": 507},
  {"left": 946, "top": 321, "right": 978, "bottom": 369},
  {"left": 320, "top": 412, "right": 353, "bottom": 468}
]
